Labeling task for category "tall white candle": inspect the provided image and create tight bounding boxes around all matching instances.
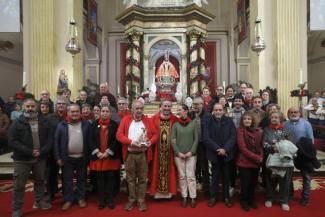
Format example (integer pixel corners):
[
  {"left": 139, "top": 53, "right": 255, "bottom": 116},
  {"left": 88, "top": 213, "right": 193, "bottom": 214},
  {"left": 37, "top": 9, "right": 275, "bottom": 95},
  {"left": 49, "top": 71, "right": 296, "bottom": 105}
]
[
  {"left": 126, "top": 85, "right": 129, "bottom": 95},
  {"left": 117, "top": 85, "right": 120, "bottom": 96},
  {"left": 222, "top": 81, "right": 226, "bottom": 91},
  {"left": 299, "top": 69, "right": 303, "bottom": 84}
]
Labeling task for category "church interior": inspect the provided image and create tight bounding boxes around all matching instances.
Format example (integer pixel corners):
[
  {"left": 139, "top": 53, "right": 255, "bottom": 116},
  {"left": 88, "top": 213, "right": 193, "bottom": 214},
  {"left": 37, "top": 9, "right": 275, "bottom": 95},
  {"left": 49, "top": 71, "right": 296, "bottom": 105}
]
[{"left": 0, "top": 0, "right": 324, "bottom": 114}]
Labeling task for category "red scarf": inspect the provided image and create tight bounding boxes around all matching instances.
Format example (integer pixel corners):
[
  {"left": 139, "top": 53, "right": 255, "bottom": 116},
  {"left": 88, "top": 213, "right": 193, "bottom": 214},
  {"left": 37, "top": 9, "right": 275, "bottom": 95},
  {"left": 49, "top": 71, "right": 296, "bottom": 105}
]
[
  {"left": 56, "top": 110, "right": 67, "bottom": 121},
  {"left": 203, "top": 96, "right": 212, "bottom": 111},
  {"left": 269, "top": 123, "right": 284, "bottom": 130},
  {"left": 99, "top": 118, "right": 110, "bottom": 152},
  {"left": 66, "top": 115, "right": 82, "bottom": 123},
  {"left": 178, "top": 117, "right": 191, "bottom": 126},
  {"left": 82, "top": 113, "right": 94, "bottom": 121}
]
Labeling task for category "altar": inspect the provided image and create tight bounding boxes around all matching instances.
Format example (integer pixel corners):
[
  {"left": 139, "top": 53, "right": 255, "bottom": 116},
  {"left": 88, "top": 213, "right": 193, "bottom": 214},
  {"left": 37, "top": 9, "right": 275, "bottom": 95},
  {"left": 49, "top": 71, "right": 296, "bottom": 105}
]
[{"left": 116, "top": 0, "right": 215, "bottom": 103}]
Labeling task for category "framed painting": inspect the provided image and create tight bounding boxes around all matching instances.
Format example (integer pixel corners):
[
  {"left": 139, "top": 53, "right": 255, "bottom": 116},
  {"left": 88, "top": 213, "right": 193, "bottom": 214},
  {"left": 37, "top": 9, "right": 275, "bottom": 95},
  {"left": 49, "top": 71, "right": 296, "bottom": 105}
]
[{"left": 87, "top": 0, "right": 97, "bottom": 46}]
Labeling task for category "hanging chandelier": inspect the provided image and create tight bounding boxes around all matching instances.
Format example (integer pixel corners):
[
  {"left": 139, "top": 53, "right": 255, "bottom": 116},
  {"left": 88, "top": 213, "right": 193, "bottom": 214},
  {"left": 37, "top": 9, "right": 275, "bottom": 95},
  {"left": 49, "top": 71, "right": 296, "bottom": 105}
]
[
  {"left": 65, "top": 19, "right": 81, "bottom": 57},
  {"left": 251, "top": 17, "right": 266, "bottom": 55}
]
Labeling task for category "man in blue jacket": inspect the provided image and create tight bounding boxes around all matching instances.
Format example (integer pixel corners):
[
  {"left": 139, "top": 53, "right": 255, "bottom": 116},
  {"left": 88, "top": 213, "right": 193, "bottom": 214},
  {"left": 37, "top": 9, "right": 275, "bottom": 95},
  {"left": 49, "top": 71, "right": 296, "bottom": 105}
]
[
  {"left": 54, "top": 104, "right": 92, "bottom": 211},
  {"left": 9, "top": 98, "right": 52, "bottom": 217},
  {"left": 203, "top": 103, "right": 236, "bottom": 208}
]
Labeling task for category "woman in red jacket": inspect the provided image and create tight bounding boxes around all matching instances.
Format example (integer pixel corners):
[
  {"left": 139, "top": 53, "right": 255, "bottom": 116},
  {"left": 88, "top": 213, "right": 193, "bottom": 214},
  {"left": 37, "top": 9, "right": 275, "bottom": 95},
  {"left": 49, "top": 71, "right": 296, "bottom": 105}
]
[
  {"left": 236, "top": 111, "right": 263, "bottom": 211},
  {"left": 89, "top": 105, "right": 121, "bottom": 210}
]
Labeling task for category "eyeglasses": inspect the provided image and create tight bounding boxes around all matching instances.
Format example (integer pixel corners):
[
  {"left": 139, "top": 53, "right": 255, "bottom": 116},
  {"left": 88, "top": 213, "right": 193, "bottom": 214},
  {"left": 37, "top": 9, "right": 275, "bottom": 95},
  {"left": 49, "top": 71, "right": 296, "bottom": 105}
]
[
  {"left": 290, "top": 111, "right": 299, "bottom": 114},
  {"left": 118, "top": 103, "right": 125, "bottom": 105}
]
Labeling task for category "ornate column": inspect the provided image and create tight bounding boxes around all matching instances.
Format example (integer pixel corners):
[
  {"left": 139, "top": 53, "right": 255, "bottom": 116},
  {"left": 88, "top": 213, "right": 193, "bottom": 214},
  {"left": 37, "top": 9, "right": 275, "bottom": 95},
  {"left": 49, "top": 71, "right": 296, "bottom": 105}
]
[
  {"left": 187, "top": 29, "right": 207, "bottom": 96},
  {"left": 198, "top": 33, "right": 208, "bottom": 90},
  {"left": 125, "top": 30, "right": 143, "bottom": 104}
]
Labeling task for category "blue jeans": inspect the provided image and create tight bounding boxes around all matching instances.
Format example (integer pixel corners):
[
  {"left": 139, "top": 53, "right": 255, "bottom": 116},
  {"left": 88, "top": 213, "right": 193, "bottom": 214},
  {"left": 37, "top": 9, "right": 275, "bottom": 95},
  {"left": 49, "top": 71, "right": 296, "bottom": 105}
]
[
  {"left": 300, "top": 170, "right": 311, "bottom": 201},
  {"left": 63, "top": 157, "right": 87, "bottom": 202}
]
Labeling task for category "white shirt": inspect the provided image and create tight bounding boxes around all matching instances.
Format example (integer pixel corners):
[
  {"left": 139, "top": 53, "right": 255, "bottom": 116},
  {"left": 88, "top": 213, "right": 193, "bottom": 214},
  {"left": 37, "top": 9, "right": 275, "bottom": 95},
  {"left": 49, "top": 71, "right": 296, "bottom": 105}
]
[{"left": 128, "top": 120, "right": 146, "bottom": 152}]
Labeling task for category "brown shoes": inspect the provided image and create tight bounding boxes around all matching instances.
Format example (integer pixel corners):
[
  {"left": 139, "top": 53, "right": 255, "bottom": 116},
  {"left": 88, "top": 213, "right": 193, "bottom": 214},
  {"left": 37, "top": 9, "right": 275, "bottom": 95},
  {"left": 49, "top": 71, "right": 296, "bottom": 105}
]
[
  {"left": 124, "top": 201, "right": 134, "bottom": 211},
  {"left": 138, "top": 202, "right": 147, "bottom": 212},
  {"left": 78, "top": 200, "right": 87, "bottom": 208},
  {"left": 61, "top": 202, "right": 72, "bottom": 211}
]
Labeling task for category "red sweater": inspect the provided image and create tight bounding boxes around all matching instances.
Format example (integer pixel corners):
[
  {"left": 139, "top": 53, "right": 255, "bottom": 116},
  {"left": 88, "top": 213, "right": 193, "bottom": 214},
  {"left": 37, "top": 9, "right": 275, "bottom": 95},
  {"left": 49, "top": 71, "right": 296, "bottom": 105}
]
[
  {"left": 236, "top": 128, "right": 263, "bottom": 168},
  {"left": 116, "top": 114, "right": 157, "bottom": 161}
]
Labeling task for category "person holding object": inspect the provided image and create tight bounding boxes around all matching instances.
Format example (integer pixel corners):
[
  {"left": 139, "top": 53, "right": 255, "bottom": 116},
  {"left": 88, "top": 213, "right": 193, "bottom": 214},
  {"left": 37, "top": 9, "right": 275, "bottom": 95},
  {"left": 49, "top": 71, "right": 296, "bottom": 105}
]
[{"left": 116, "top": 100, "right": 157, "bottom": 212}]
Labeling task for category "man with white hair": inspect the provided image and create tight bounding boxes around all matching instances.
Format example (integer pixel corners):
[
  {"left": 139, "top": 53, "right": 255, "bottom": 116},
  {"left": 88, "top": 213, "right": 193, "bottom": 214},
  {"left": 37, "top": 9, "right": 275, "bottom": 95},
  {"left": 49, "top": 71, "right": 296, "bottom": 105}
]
[{"left": 116, "top": 100, "right": 157, "bottom": 212}]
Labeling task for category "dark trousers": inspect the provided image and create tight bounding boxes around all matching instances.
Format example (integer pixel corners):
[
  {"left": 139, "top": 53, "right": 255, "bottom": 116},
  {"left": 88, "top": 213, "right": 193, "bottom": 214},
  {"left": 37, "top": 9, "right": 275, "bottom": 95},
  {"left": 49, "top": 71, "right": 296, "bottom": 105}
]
[
  {"left": 63, "top": 157, "right": 87, "bottom": 202},
  {"left": 229, "top": 160, "right": 237, "bottom": 188},
  {"left": 97, "top": 171, "right": 116, "bottom": 206},
  {"left": 46, "top": 153, "right": 59, "bottom": 200},
  {"left": 195, "top": 144, "right": 210, "bottom": 196},
  {"left": 12, "top": 159, "right": 46, "bottom": 211},
  {"left": 239, "top": 167, "right": 259, "bottom": 205},
  {"left": 210, "top": 158, "right": 230, "bottom": 200},
  {"left": 265, "top": 167, "right": 293, "bottom": 204}
]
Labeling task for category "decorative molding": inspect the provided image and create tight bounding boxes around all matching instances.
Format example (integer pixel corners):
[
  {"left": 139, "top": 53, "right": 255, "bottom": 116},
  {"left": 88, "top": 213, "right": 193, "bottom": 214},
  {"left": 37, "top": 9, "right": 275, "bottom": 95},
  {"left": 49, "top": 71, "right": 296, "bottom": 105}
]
[
  {"left": 0, "top": 55, "right": 23, "bottom": 66},
  {"left": 308, "top": 55, "right": 325, "bottom": 64}
]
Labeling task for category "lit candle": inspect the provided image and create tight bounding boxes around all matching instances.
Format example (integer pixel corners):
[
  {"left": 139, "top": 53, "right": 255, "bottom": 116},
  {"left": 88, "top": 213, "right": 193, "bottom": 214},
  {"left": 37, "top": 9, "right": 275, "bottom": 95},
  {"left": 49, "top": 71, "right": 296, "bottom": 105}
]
[{"left": 299, "top": 69, "right": 303, "bottom": 84}]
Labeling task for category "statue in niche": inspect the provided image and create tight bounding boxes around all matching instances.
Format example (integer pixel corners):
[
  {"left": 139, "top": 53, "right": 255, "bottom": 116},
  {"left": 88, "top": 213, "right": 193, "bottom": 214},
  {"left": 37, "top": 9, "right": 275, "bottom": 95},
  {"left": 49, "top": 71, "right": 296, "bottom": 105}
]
[
  {"left": 155, "top": 49, "right": 179, "bottom": 101},
  {"left": 57, "top": 69, "right": 68, "bottom": 95}
]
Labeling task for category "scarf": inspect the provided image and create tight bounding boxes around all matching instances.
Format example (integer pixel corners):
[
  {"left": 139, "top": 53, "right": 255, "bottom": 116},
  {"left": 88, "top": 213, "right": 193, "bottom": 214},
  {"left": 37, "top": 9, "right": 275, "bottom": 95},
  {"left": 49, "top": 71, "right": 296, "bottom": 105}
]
[
  {"left": 82, "top": 113, "right": 94, "bottom": 121},
  {"left": 269, "top": 123, "right": 284, "bottom": 130},
  {"left": 99, "top": 118, "right": 110, "bottom": 152},
  {"left": 56, "top": 110, "right": 67, "bottom": 121},
  {"left": 178, "top": 117, "right": 191, "bottom": 126},
  {"left": 66, "top": 115, "right": 82, "bottom": 123}
]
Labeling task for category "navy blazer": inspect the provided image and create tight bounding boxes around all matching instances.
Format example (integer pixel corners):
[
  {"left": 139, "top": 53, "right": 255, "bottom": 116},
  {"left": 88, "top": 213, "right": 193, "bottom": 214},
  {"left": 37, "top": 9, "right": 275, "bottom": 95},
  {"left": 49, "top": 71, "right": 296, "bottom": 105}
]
[
  {"left": 54, "top": 120, "right": 92, "bottom": 162},
  {"left": 203, "top": 115, "right": 236, "bottom": 162}
]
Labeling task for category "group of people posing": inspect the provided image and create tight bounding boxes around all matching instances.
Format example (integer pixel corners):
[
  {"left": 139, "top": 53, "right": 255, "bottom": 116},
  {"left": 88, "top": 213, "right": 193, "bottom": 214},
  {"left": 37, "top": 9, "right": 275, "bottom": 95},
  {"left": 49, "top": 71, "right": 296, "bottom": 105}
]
[{"left": 6, "top": 82, "right": 320, "bottom": 217}]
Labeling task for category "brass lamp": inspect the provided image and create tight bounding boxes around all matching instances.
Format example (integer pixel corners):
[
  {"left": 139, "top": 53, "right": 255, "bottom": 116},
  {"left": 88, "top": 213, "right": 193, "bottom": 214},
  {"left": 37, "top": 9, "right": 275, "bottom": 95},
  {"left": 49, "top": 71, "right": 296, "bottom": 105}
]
[
  {"left": 251, "top": 17, "right": 266, "bottom": 55},
  {"left": 65, "top": 19, "right": 81, "bottom": 57}
]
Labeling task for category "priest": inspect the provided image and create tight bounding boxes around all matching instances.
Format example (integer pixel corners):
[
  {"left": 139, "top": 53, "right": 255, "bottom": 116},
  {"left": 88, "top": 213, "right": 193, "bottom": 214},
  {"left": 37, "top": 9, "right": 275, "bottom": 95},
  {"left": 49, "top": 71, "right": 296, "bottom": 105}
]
[{"left": 150, "top": 100, "right": 178, "bottom": 199}]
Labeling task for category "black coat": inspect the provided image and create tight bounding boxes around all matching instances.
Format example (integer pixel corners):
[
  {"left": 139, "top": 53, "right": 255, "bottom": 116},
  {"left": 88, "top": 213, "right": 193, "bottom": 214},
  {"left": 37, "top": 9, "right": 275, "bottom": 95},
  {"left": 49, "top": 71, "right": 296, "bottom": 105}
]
[
  {"left": 8, "top": 115, "right": 52, "bottom": 161},
  {"left": 90, "top": 119, "right": 121, "bottom": 160},
  {"left": 294, "top": 137, "right": 321, "bottom": 172},
  {"left": 203, "top": 115, "right": 237, "bottom": 162}
]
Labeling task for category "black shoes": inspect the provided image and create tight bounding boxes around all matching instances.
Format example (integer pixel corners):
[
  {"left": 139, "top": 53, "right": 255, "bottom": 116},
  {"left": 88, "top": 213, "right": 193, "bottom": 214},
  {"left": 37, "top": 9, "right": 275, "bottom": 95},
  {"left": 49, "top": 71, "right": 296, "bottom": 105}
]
[
  {"left": 181, "top": 197, "right": 188, "bottom": 208},
  {"left": 224, "top": 198, "right": 233, "bottom": 208},
  {"left": 190, "top": 198, "right": 197, "bottom": 208},
  {"left": 300, "top": 198, "right": 309, "bottom": 206},
  {"left": 249, "top": 201, "right": 258, "bottom": 209},
  {"left": 240, "top": 202, "right": 250, "bottom": 211},
  {"left": 208, "top": 198, "right": 217, "bottom": 207}
]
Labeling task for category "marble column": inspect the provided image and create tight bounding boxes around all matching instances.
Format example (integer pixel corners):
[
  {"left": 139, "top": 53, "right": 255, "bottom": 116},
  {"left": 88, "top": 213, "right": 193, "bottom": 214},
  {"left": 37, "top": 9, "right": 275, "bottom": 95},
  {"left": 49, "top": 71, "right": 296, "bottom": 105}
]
[
  {"left": 23, "top": 0, "right": 55, "bottom": 98},
  {"left": 276, "top": 0, "right": 305, "bottom": 114},
  {"left": 249, "top": 0, "right": 307, "bottom": 115},
  {"left": 23, "top": 0, "right": 83, "bottom": 100}
]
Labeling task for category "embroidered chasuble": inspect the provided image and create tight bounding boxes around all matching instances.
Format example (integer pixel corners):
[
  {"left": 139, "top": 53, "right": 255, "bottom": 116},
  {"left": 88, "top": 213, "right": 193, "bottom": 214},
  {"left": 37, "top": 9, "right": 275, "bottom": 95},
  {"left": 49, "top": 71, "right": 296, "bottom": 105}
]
[{"left": 157, "top": 120, "right": 170, "bottom": 193}]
